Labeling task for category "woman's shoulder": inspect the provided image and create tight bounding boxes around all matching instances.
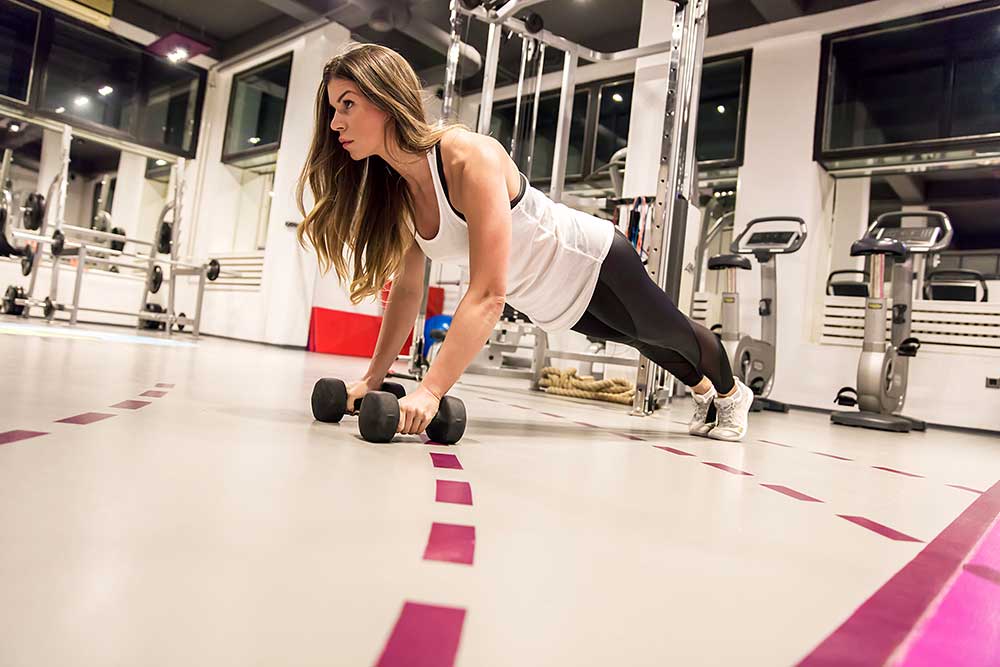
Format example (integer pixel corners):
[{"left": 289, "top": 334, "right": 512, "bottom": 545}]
[{"left": 439, "top": 127, "right": 506, "bottom": 170}]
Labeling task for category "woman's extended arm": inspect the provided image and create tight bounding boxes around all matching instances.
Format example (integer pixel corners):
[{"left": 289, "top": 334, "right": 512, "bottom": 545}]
[{"left": 363, "top": 240, "right": 427, "bottom": 387}]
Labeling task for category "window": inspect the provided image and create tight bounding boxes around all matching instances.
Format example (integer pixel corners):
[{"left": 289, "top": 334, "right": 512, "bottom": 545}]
[
  {"left": 135, "top": 53, "right": 203, "bottom": 154},
  {"left": 223, "top": 54, "right": 293, "bottom": 161},
  {"left": 42, "top": 19, "right": 141, "bottom": 133},
  {"left": 595, "top": 80, "right": 631, "bottom": 167},
  {"left": 696, "top": 52, "right": 751, "bottom": 166},
  {"left": 817, "top": 3, "right": 1000, "bottom": 168},
  {"left": 489, "top": 91, "right": 589, "bottom": 182},
  {"left": 0, "top": 0, "right": 39, "bottom": 103}
]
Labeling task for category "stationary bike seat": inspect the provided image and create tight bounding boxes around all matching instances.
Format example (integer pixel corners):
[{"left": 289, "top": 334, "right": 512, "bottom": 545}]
[
  {"left": 707, "top": 254, "right": 752, "bottom": 271},
  {"left": 850, "top": 238, "right": 907, "bottom": 258}
]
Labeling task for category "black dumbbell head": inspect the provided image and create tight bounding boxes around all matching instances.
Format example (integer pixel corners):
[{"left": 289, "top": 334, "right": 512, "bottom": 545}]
[
  {"left": 381, "top": 381, "right": 406, "bottom": 400},
  {"left": 359, "top": 391, "right": 401, "bottom": 443},
  {"left": 426, "top": 396, "right": 467, "bottom": 445},
  {"left": 312, "top": 378, "right": 349, "bottom": 423}
]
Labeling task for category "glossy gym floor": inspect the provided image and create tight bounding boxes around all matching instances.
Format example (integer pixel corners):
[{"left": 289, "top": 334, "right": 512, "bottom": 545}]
[{"left": 2, "top": 318, "right": 998, "bottom": 667}]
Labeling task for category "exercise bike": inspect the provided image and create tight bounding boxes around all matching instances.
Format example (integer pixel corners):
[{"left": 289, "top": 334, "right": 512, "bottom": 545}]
[
  {"left": 707, "top": 216, "right": 807, "bottom": 412},
  {"left": 830, "top": 211, "right": 953, "bottom": 433}
]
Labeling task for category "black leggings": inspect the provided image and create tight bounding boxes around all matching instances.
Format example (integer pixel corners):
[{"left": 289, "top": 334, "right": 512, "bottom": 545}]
[{"left": 570, "top": 231, "right": 735, "bottom": 394}]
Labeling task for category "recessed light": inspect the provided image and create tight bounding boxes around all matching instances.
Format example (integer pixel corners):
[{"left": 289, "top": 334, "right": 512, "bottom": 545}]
[
  {"left": 248, "top": 136, "right": 261, "bottom": 145},
  {"left": 98, "top": 85, "right": 113, "bottom": 96},
  {"left": 717, "top": 105, "right": 726, "bottom": 114},
  {"left": 155, "top": 159, "right": 167, "bottom": 166},
  {"left": 167, "top": 47, "right": 190, "bottom": 63},
  {"left": 74, "top": 95, "right": 90, "bottom": 107},
  {"left": 55, "top": 106, "right": 66, "bottom": 114},
  {"left": 612, "top": 92, "right": 623, "bottom": 103}
]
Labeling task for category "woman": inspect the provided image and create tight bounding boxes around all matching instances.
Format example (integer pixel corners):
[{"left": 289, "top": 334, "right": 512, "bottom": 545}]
[{"left": 296, "top": 44, "right": 753, "bottom": 442}]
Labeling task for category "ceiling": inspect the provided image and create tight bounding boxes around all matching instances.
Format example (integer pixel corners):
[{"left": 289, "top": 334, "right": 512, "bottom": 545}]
[{"left": 113, "top": 0, "right": 878, "bottom": 87}]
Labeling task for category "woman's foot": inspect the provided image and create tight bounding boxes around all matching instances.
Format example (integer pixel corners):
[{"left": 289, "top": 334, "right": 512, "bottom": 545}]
[
  {"left": 688, "top": 386, "right": 718, "bottom": 436},
  {"left": 708, "top": 379, "right": 753, "bottom": 442}
]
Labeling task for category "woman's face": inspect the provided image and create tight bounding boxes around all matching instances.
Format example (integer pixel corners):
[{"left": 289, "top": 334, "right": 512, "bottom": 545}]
[{"left": 327, "top": 77, "right": 389, "bottom": 161}]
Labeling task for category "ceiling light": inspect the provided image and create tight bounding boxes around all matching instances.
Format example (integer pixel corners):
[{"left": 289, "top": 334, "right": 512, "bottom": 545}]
[
  {"left": 612, "top": 92, "right": 624, "bottom": 103},
  {"left": 74, "top": 95, "right": 90, "bottom": 107},
  {"left": 248, "top": 136, "right": 261, "bottom": 145},
  {"left": 155, "top": 159, "right": 167, "bottom": 166},
  {"left": 717, "top": 105, "right": 726, "bottom": 114},
  {"left": 98, "top": 85, "right": 113, "bottom": 96},
  {"left": 167, "top": 47, "right": 189, "bottom": 63},
  {"left": 55, "top": 106, "right": 65, "bottom": 114},
  {"left": 9, "top": 123, "right": 20, "bottom": 133}
]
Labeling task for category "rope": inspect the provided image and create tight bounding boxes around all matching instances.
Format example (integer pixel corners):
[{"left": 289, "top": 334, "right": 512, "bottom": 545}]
[{"left": 538, "top": 366, "right": 635, "bottom": 405}]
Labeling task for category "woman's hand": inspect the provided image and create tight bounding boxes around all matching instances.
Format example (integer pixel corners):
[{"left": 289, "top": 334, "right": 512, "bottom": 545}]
[
  {"left": 397, "top": 385, "right": 442, "bottom": 435},
  {"left": 345, "top": 379, "right": 380, "bottom": 415}
]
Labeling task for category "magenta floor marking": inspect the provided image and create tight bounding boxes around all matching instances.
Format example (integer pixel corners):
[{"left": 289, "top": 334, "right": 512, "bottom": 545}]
[
  {"left": 155, "top": 383, "right": 174, "bottom": 388},
  {"left": 758, "top": 439, "right": 794, "bottom": 448},
  {"left": 619, "top": 433, "right": 646, "bottom": 441},
  {"left": 812, "top": 451, "right": 853, "bottom": 461},
  {"left": 654, "top": 445, "right": 695, "bottom": 457},
  {"left": 948, "top": 484, "right": 985, "bottom": 495},
  {"left": 872, "top": 465, "right": 925, "bottom": 479},
  {"left": 140, "top": 390, "right": 167, "bottom": 398},
  {"left": 761, "top": 484, "right": 823, "bottom": 503},
  {"left": 376, "top": 602, "right": 466, "bottom": 667},
  {"left": 430, "top": 453, "right": 463, "bottom": 470},
  {"left": 436, "top": 480, "right": 473, "bottom": 506},
  {"left": 837, "top": 515, "right": 922, "bottom": 542},
  {"left": 797, "top": 483, "right": 1000, "bottom": 663},
  {"left": 56, "top": 412, "right": 114, "bottom": 425},
  {"left": 423, "top": 523, "right": 475, "bottom": 565},
  {"left": 703, "top": 462, "right": 753, "bottom": 477},
  {"left": 894, "top": 513, "right": 1000, "bottom": 665},
  {"left": 0, "top": 430, "right": 47, "bottom": 446},
  {"left": 111, "top": 400, "right": 151, "bottom": 410},
  {"left": 575, "top": 421, "right": 600, "bottom": 429},
  {"left": 540, "top": 412, "right": 564, "bottom": 419}
]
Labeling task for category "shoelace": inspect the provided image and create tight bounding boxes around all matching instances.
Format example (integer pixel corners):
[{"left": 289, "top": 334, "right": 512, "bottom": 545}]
[
  {"left": 716, "top": 394, "right": 741, "bottom": 425},
  {"left": 693, "top": 396, "right": 713, "bottom": 421}
]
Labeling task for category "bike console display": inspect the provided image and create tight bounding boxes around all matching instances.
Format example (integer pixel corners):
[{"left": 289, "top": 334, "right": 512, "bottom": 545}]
[
  {"left": 866, "top": 211, "right": 953, "bottom": 255},
  {"left": 731, "top": 216, "right": 807, "bottom": 259}
]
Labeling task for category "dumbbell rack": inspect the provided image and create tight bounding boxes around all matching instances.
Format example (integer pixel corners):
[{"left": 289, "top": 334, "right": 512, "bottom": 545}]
[{"left": 5, "top": 129, "right": 230, "bottom": 337}]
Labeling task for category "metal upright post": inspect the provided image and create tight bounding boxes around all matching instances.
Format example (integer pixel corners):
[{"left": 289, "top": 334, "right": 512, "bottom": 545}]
[
  {"left": 631, "top": 0, "right": 708, "bottom": 416},
  {"left": 45, "top": 126, "right": 73, "bottom": 320},
  {"left": 549, "top": 51, "right": 578, "bottom": 204},
  {"left": 166, "top": 158, "right": 185, "bottom": 336}
]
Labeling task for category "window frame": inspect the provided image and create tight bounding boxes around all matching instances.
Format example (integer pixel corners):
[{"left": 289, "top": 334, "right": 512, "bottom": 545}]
[{"left": 696, "top": 49, "right": 753, "bottom": 170}]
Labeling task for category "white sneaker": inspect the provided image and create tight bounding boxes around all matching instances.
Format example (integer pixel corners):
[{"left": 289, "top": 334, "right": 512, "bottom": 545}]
[
  {"left": 688, "top": 386, "right": 718, "bottom": 437},
  {"left": 708, "top": 379, "right": 753, "bottom": 442}
]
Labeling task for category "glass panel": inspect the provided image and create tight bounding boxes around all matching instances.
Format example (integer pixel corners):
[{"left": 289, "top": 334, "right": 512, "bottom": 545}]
[
  {"left": 527, "top": 91, "right": 587, "bottom": 180},
  {"left": 951, "top": 53, "right": 1000, "bottom": 138},
  {"left": 488, "top": 91, "right": 587, "bottom": 180},
  {"left": 42, "top": 19, "right": 141, "bottom": 133},
  {"left": 696, "top": 57, "right": 744, "bottom": 162},
  {"left": 136, "top": 57, "right": 201, "bottom": 153},
  {"left": 825, "top": 7, "right": 1000, "bottom": 151},
  {"left": 232, "top": 167, "right": 274, "bottom": 251},
  {"left": 0, "top": 0, "right": 38, "bottom": 103},
  {"left": 224, "top": 54, "right": 292, "bottom": 157},
  {"left": 595, "top": 80, "right": 632, "bottom": 168}
]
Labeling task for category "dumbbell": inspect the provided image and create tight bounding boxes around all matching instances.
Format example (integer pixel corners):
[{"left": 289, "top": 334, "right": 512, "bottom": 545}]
[
  {"left": 312, "top": 378, "right": 407, "bottom": 424},
  {"left": 311, "top": 378, "right": 467, "bottom": 444}
]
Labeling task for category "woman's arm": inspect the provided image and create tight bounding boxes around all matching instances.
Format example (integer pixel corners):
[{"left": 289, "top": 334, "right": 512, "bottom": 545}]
[
  {"left": 420, "top": 137, "right": 512, "bottom": 401},
  {"left": 363, "top": 240, "right": 427, "bottom": 387}
]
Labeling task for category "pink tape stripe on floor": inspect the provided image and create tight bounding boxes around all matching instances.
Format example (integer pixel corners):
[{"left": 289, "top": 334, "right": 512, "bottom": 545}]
[
  {"left": 758, "top": 439, "right": 794, "bottom": 448},
  {"left": 895, "top": 513, "right": 1000, "bottom": 666},
  {"left": 0, "top": 430, "right": 47, "bottom": 446},
  {"left": 948, "top": 484, "right": 985, "bottom": 495},
  {"left": 376, "top": 601, "right": 466, "bottom": 667},
  {"left": 140, "top": 390, "right": 167, "bottom": 398},
  {"left": 111, "top": 400, "right": 151, "bottom": 410},
  {"left": 423, "top": 523, "right": 475, "bottom": 565},
  {"left": 872, "top": 465, "right": 925, "bottom": 478},
  {"left": 813, "top": 451, "right": 853, "bottom": 461},
  {"left": 430, "top": 453, "right": 463, "bottom": 470},
  {"left": 155, "top": 383, "right": 174, "bottom": 388},
  {"left": 798, "top": 479, "right": 1000, "bottom": 667},
  {"left": 56, "top": 412, "right": 114, "bottom": 425},
  {"left": 654, "top": 445, "right": 695, "bottom": 457},
  {"left": 761, "top": 484, "right": 823, "bottom": 503},
  {"left": 703, "top": 462, "right": 753, "bottom": 477},
  {"left": 436, "top": 480, "right": 473, "bottom": 506},
  {"left": 837, "top": 515, "right": 923, "bottom": 542}
]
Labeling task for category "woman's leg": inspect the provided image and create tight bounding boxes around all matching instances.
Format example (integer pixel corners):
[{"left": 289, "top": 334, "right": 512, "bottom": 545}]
[{"left": 586, "top": 232, "right": 736, "bottom": 394}]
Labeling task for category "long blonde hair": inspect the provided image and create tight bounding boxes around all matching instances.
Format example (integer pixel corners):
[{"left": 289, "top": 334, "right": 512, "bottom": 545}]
[{"left": 296, "top": 43, "right": 454, "bottom": 305}]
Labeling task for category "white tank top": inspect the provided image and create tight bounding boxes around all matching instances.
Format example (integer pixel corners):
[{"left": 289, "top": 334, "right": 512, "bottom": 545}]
[{"left": 407, "top": 143, "right": 615, "bottom": 332}]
